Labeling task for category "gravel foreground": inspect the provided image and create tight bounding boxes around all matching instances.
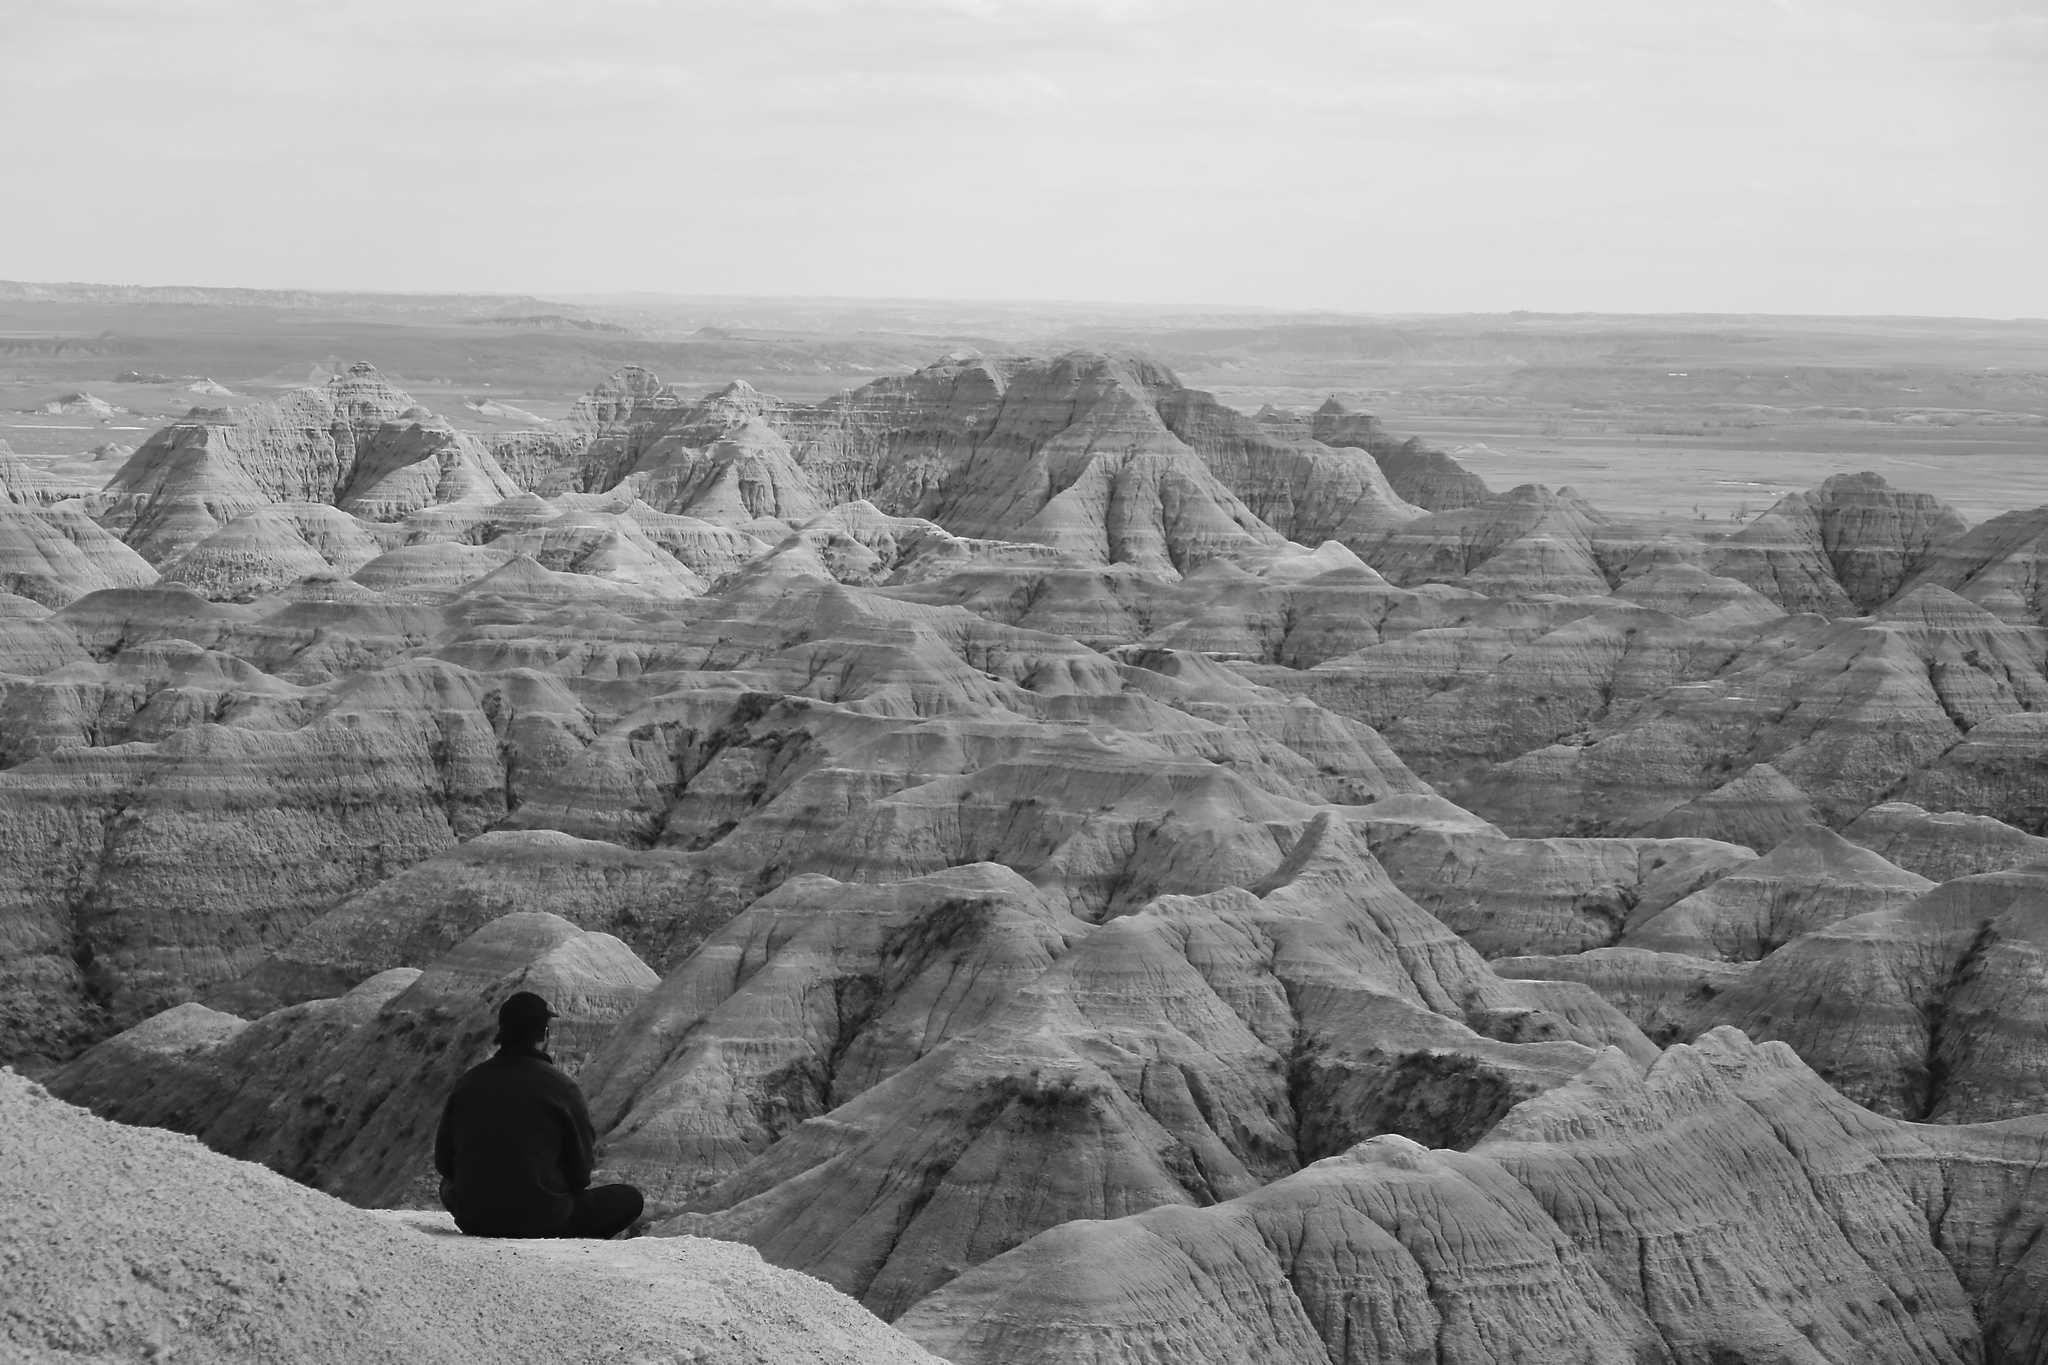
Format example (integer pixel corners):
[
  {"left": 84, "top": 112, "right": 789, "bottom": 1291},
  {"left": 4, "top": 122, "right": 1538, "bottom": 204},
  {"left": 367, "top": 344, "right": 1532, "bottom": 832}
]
[{"left": 0, "top": 1069, "right": 943, "bottom": 1365}]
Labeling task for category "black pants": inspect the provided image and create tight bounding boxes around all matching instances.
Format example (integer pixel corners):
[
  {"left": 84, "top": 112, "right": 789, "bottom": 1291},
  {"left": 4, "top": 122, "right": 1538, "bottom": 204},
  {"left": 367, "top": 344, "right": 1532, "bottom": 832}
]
[
  {"left": 441, "top": 1179, "right": 645, "bottom": 1239},
  {"left": 562, "top": 1183, "right": 645, "bottom": 1239}
]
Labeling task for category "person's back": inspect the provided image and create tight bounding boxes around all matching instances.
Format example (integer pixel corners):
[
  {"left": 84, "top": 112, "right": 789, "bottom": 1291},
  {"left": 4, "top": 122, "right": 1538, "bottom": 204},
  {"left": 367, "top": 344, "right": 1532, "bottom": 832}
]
[{"left": 434, "top": 991, "right": 644, "bottom": 1239}]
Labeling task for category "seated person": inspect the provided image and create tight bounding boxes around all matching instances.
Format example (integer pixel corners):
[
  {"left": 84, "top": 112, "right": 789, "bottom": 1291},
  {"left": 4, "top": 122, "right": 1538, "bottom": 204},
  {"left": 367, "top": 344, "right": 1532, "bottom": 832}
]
[{"left": 434, "top": 990, "right": 644, "bottom": 1238}]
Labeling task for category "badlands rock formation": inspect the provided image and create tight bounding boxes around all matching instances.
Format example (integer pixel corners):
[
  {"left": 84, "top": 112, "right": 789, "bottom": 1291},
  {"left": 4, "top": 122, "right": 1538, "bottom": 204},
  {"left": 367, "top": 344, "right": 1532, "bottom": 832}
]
[
  {"left": 94, "top": 363, "right": 522, "bottom": 562},
  {"left": 1, "top": 1070, "right": 942, "bottom": 1365},
  {"left": 0, "top": 500, "right": 156, "bottom": 608},
  {"left": 1713, "top": 470, "right": 1969, "bottom": 614},
  {"left": 901, "top": 1032, "right": 2048, "bottom": 1364},
  {"left": 1900, "top": 504, "right": 2048, "bottom": 626},
  {"left": 1308, "top": 397, "right": 1493, "bottom": 509},
  {"left": 2, "top": 438, "right": 88, "bottom": 507},
  {"left": 49, "top": 912, "right": 656, "bottom": 1206},
  {"left": 1623, "top": 824, "right": 1934, "bottom": 960},
  {"left": 6, "top": 349, "right": 2048, "bottom": 1357},
  {"left": 1842, "top": 801, "right": 2048, "bottom": 882},
  {"left": 1688, "top": 862, "right": 2048, "bottom": 1122}
]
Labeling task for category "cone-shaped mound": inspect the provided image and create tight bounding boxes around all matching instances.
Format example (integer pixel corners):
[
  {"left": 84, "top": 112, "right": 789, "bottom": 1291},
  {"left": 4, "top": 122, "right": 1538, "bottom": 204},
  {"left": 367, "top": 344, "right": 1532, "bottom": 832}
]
[
  {"left": 1624, "top": 823, "right": 1933, "bottom": 960},
  {"left": 0, "top": 502, "right": 158, "bottom": 607}
]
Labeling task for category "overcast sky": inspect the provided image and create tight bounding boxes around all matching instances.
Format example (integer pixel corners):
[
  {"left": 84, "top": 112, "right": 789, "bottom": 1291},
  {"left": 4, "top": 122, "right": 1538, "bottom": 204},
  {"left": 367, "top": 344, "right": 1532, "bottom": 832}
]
[{"left": 2, "top": 0, "right": 2042, "bottom": 315}]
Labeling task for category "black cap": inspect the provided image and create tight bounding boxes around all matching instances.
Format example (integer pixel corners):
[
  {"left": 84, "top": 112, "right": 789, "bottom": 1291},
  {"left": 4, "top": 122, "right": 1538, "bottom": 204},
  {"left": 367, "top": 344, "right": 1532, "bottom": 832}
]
[{"left": 499, "top": 991, "right": 558, "bottom": 1030}]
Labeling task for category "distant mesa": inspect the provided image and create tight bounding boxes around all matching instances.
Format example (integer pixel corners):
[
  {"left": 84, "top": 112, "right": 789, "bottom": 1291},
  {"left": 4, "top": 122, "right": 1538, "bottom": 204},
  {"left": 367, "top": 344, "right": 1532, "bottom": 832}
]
[
  {"left": 461, "top": 312, "right": 629, "bottom": 333},
  {"left": 32, "top": 391, "right": 119, "bottom": 417},
  {"left": 463, "top": 396, "right": 547, "bottom": 423},
  {"left": 186, "top": 377, "right": 235, "bottom": 397},
  {"left": 113, "top": 370, "right": 174, "bottom": 384}
]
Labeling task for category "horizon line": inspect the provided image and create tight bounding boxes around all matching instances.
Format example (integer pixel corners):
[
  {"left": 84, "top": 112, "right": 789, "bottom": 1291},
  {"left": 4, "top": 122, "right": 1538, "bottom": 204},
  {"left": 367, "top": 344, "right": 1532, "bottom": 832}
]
[{"left": 2, "top": 279, "right": 2042, "bottom": 328}]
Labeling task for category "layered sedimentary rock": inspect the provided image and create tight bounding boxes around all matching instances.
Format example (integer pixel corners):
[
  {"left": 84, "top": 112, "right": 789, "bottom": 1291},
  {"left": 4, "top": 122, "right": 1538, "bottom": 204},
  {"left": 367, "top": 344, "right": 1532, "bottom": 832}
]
[
  {"left": 1623, "top": 823, "right": 1934, "bottom": 960},
  {"left": 1609, "top": 559, "right": 1785, "bottom": 625},
  {"left": 1253, "top": 590, "right": 1777, "bottom": 800},
  {"left": 1842, "top": 801, "right": 2048, "bottom": 881},
  {"left": 158, "top": 503, "right": 388, "bottom": 600},
  {"left": 1132, "top": 550, "right": 1434, "bottom": 667},
  {"left": 1487, "top": 946, "right": 1748, "bottom": 1046},
  {"left": 47, "top": 912, "right": 656, "bottom": 1205},
  {"left": 581, "top": 863, "right": 1086, "bottom": 1200},
  {"left": 1899, "top": 711, "right": 2048, "bottom": 837},
  {"left": 621, "top": 415, "right": 823, "bottom": 527},
  {"left": 641, "top": 816, "right": 1647, "bottom": 1316},
  {"left": 7, "top": 509, "right": 1459, "bottom": 1065},
  {"left": 508, "top": 354, "right": 1449, "bottom": 576},
  {"left": 8, "top": 350, "right": 2048, "bottom": 1358},
  {"left": 483, "top": 509, "right": 709, "bottom": 597},
  {"left": 93, "top": 366, "right": 410, "bottom": 560},
  {"left": 898, "top": 1031, "right": 2048, "bottom": 1364},
  {"left": 212, "top": 830, "right": 720, "bottom": 1015},
  {"left": 0, "top": 590, "right": 89, "bottom": 677},
  {"left": 1308, "top": 398, "right": 1493, "bottom": 510},
  {"left": 1712, "top": 470, "right": 1968, "bottom": 615},
  {"left": 57, "top": 821, "right": 1655, "bottom": 1321},
  {"left": 619, "top": 501, "right": 772, "bottom": 581},
  {"left": 352, "top": 541, "right": 517, "bottom": 594},
  {"left": 94, "top": 364, "right": 520, "bottom": 562},
  {"left": 1358, "top": 797, "right": 1757, "bottom": 957},
  {"left": 0, "top": 649, "right": 600, "bottom": 1059},
  {"left": 0, "top": 502, "right": 158, "bottom": 608},
  {"left": 1639, "top": 762, "right": 1826, "bottom": 851},
  {"left": 1690, "top": 864, "right": 2048, "bottom": 1121},
  {"left": 0, "top": 636, "right": 309, "bottom": 769},
  {"left": 0, "top": 439, "right": 84, "bottom": 506},
  {"left": 1456, "top": 588, "right": 2048, "bottom": 836},
  {"left": 1367, "top": 483, "right": 1615, "bottom": 596},
  {"left": 1897, "top": 504, "right": 2048, "bottom": 626}
]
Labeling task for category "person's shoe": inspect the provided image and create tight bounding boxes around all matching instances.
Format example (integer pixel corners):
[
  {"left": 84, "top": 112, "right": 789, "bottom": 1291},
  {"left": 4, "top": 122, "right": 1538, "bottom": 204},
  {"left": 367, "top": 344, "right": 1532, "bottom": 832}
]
[{"left": 622, "top": 1201, "right": 685, "bottom": 1239}]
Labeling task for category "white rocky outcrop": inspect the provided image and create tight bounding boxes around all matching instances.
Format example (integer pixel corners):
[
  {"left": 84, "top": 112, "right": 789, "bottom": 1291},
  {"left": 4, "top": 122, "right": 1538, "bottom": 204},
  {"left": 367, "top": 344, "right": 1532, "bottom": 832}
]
[{"left": 0, "top": 1069, "right": 943, "bottom": 1365}]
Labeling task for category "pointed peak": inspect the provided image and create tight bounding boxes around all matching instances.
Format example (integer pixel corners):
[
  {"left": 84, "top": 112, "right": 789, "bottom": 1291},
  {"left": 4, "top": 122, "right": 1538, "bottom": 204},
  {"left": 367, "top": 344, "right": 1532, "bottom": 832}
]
[{"left": 1753, "top": 823, "right": 1932, "bottom": 885}]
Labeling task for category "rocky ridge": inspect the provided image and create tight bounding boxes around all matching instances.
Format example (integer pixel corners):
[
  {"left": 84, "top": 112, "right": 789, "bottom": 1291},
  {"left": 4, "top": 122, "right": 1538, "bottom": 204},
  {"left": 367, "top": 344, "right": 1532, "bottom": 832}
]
[
  {"left": 1, "top": 1069, "right": 943, "bottom": 1365},
  {"left": 7, "top": 349, "right": 2048, "bottom": 1361},
  {"left": 901, "top": 1031, "right": 2048, "bottom": 1364}
]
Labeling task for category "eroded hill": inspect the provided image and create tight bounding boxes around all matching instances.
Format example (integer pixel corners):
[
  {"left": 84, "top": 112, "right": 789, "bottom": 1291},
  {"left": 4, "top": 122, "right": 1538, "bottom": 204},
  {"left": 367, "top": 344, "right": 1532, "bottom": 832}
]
[{"left": 7, "top": 350, "right": 2048, "bottom": 1361}]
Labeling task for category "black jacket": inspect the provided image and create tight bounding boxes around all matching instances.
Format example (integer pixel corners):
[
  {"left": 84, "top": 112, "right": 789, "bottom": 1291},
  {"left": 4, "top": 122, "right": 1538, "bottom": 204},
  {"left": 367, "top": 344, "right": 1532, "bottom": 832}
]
[{"left": 434, "top": 1046, "right": 596, "bottom": 1236}]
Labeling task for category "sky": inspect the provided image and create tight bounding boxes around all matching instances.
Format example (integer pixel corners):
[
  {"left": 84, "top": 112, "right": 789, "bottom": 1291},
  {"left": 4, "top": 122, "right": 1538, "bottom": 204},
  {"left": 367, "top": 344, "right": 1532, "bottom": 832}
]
[{"left": 1, "top": 0, "right": 2043, "bottom": 315}]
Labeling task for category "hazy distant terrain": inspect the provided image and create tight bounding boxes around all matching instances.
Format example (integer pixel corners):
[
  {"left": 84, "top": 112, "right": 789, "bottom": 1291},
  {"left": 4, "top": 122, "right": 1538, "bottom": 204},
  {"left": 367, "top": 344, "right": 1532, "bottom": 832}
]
[
  {"left": 5, "top": 281, "right": 2042, "bottom": 520},
  {"left": 10, "top": 285, "right": 2048, "bottom": 1362}
]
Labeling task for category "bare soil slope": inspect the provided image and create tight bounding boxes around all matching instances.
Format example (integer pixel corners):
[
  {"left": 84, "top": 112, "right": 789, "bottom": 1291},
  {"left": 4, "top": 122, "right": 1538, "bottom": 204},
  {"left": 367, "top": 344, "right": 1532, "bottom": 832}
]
[{"left": 0, "top": 1068, "right": 940, "bottom": 1365}]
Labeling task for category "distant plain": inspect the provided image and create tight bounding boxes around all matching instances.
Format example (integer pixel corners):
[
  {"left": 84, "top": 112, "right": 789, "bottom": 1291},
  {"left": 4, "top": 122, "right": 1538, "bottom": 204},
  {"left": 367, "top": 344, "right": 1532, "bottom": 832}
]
[{"left": 4, "top": 283, "right": 2043, "bottom": 524}]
